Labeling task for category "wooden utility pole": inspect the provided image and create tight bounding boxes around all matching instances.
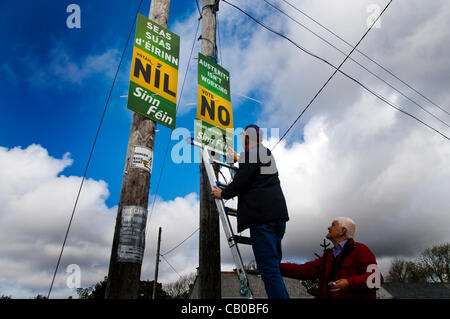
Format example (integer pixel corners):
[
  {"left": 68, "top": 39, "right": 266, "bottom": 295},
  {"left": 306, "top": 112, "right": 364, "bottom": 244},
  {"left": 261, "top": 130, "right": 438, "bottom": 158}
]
[
  {"left": 105, "top": 0, "right": 171, "bottom": 299},
  {"left": 198, "top": 0, "right": 222, "bottom": 299},
  {"left": 152, "top": 227, "right": 162, "bottom": 299}
]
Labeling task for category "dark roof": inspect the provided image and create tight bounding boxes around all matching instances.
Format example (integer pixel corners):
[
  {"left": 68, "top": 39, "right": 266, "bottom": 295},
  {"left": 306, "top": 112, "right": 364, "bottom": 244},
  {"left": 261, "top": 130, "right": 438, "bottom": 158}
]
[
  {"left": 381, "top": 283, "right": 450, "bottom": 299},
  {"left": 190, "top": 272, "right": 313, "bottom": 299},
  {"left": 189, "top": 271, "right": 450, "bottom": 299}
]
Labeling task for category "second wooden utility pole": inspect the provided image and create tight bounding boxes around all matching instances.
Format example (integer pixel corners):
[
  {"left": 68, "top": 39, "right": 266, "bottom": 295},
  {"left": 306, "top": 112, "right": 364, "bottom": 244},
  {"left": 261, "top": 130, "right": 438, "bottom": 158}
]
[
  {"left": 198, "top": 0, "right": 222, "bottom": 299},
  {"left": 152, "top": 227, "right": 162, "bottom": 299},
  {"left": 105, "top": 0, "right": 171, "bottom": 299}
]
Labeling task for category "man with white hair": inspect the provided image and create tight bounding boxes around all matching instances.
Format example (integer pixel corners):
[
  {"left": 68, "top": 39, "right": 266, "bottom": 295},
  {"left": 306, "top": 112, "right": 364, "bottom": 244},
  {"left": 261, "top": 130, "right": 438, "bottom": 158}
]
[{"left": 280, "top": 217, "right": 382, "bottom": 299}]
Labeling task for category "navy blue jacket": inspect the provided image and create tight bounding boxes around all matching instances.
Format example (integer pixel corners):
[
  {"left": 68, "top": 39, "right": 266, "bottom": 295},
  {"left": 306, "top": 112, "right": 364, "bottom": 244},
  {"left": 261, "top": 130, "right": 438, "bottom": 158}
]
[{"left": 221, "top": 144, "right": 289, "bottom": 232}]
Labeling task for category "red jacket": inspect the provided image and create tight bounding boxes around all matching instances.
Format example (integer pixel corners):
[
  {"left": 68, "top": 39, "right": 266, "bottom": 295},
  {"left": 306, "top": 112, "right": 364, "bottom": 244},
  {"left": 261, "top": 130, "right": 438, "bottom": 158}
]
[{"left": 280, "top": 239, "right": 382, "bottom": 299}]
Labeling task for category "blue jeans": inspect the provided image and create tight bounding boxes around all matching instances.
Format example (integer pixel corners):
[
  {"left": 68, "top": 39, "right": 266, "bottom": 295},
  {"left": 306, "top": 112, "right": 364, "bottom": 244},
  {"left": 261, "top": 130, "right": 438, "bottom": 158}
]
[{"left": 250, "top": 221, "right": 289, "bottom": 299}]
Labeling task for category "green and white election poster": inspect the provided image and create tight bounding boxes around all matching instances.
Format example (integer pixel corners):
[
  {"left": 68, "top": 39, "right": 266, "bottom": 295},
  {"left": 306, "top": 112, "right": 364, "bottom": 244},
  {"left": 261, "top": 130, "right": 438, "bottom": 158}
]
[
  {"left": 195, "top": 53, "right": 233, "bottom": 153},
  {"left": 127, "top": 13, "right": 180, "bottom": 130}
]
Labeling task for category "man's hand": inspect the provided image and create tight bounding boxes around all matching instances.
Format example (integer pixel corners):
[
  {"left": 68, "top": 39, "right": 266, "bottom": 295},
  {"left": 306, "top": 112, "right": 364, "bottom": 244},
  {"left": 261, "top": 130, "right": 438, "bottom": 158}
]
[
  {"left": 329, "top": 279, "right": 350, "bottom": 293},
  {"left": 211, "top": 186, "right": 222, "bottom": 199}
]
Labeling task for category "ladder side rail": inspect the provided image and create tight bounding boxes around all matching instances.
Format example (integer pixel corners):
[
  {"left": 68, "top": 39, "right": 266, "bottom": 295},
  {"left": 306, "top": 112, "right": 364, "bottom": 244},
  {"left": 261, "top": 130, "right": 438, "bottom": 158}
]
[{"left": 201, "top": 148, "right": 253, "bottom": 298}]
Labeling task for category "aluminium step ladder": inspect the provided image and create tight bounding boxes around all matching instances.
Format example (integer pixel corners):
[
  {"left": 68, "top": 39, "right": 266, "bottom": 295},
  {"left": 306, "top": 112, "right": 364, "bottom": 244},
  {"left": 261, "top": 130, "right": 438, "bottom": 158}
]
[{"left": 196, "top": 141, "right": 253, "bottom": 298}]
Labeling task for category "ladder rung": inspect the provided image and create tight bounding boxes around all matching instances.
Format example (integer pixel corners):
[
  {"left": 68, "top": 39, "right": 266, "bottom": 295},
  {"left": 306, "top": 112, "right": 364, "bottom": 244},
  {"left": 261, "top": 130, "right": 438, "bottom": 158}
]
[
  {"left": 209, "top": 159, "right": 239, "bottom": 172},
  {"left": 233, "top": 235, "right": 252, "bottom": 245},
  {"left": 224, "top": 207, "right": 237, "bottom": 217},
  {"left": 216, "top": 181, "right": 229, "bottom": 189}
]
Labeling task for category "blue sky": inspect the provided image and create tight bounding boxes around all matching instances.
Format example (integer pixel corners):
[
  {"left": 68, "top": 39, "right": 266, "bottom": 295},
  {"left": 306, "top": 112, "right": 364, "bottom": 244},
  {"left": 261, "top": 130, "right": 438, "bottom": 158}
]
[{"left": 1, "top": 0, "right": 449, "bottom": 298}]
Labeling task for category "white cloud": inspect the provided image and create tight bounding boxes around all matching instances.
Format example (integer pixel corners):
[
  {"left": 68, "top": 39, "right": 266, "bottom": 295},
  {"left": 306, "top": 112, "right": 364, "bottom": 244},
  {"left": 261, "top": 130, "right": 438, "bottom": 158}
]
[
  {"left": 0, "top": 145, "right": 203, "bottom": 298},
  {"left": 0, "top": 144, "right": 116, "bottom": 298},
  {"left": 141, "top": 193, "right": 200, "bottom": 283},
  {"left": 267, "top": 97, "right": 450, "bottom": 271},
  {"left": 47, "top": 47, "right": 121, "bottom": 85}
]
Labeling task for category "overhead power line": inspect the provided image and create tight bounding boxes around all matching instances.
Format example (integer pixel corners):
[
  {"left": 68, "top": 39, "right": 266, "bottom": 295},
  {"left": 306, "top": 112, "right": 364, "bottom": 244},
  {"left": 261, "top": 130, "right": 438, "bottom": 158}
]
[
  {"left": 161, "top": 227, "right": 199, "bottom": 256},
  {"left": 196, "top": 0, "right": 202, "bottom": 18},
  {"left": 279, "top": 0, "right": 450, "bottom": 117},
  {"left": 161, "top": 255, "right": 182, "bottom": 279},
  {"left": 217, "top": 9, "right": 224, "bottom": 64},
  {"left": 262, "top": 0, "right": 450, "bottom": 128},
  {"left": 221, "top": 0, "right": 449, "bottom": 144},
  {"left": 47, "top": 0, "right": 145, "bottom": 299}
]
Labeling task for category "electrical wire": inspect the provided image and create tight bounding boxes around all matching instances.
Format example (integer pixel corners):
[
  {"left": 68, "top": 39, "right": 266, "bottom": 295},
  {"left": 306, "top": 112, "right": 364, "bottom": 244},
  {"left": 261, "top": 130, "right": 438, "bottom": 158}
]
[
  {"left": 279, "top": 0, "right": 450, "bottom": 116},
  {"left": 217, "top": 8, "right": 224, "bottom": 64},
  {"left": 47, "top": 0, "right": 145, "bottom": 299},
  {"left": 262, "top": 0, "right": 450, "bottom": 128},
  {"left": 221, "top": 0, "right": 449, "bottom": 145},
  {"left": 161, "top": 228, "right": 200, "bottom": 256},
  {"left": 161, "top": 255, "right": 183, "bottom": 278},
  {"left": 196, "top": 0, "right": 202, "bottom": 18}
]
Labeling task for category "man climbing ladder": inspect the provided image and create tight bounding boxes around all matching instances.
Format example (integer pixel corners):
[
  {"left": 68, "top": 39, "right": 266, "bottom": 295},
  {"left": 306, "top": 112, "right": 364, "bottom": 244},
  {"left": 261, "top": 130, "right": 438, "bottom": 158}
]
[{"left": 211, "top": 124, "right": 290, "bottom": 299}]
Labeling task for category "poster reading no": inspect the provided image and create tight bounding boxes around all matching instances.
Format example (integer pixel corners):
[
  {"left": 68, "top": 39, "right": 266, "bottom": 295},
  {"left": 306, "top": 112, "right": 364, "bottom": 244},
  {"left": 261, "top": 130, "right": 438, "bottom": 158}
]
[{"left": 195, "top": 53, "right": 233, "bottom": 153}]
